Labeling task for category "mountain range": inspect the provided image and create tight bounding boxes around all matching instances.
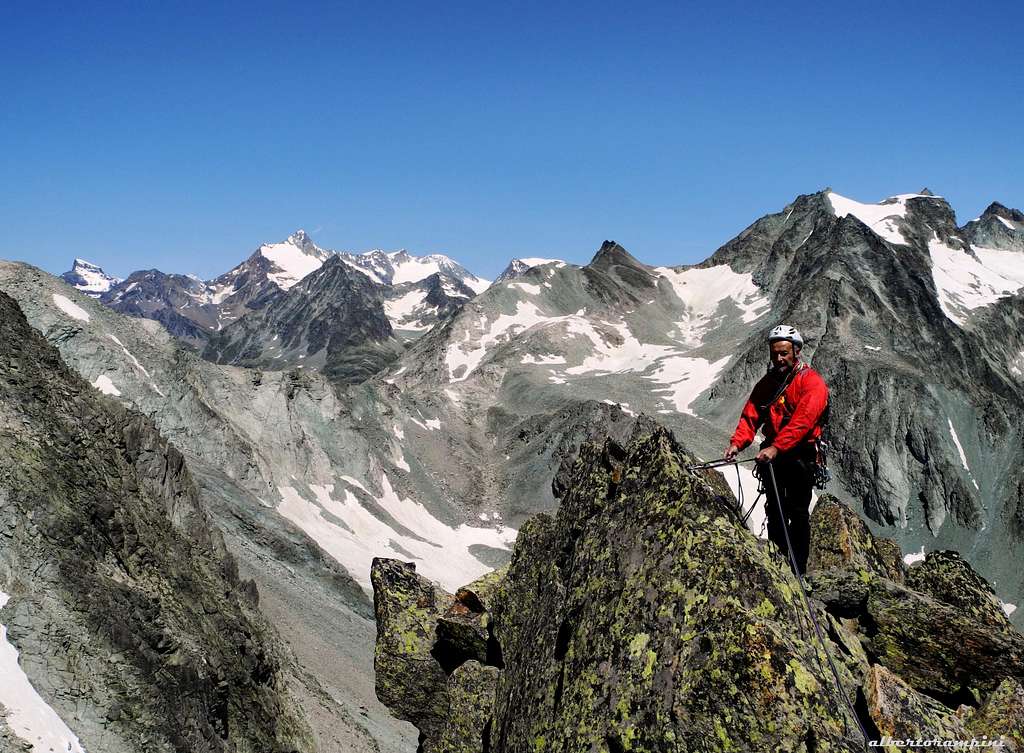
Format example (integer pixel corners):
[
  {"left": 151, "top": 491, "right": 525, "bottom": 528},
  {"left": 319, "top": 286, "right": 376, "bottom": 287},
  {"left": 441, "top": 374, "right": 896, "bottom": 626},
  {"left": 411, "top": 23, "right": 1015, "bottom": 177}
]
[{"left": 1, "top": 186, "right": 1022, "bottom": 751}]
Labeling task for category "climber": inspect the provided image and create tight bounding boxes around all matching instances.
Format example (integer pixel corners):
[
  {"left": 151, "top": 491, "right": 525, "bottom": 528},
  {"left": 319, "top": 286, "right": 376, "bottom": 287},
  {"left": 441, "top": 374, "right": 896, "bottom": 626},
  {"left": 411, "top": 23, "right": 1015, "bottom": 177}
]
[{"left": 724, "top": 325, "right": 829, "bottom": 575}]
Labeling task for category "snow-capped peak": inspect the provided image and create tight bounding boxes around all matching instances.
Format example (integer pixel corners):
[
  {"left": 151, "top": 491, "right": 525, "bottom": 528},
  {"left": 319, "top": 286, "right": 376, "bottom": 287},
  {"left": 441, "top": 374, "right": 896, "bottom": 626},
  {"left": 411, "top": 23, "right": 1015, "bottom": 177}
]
[
  {"left": 339, "top": 248, "right": 490, "bottom": 292},
  {"left": 826, "top": 191, "right": 943, "bottom": 246},
  {"left": 61, "top": 258, "right": 122, "bottom": 297},
  {"left": 494, "top": 257, "right": 566, "bottom": 284},
  {"left": 258, "top": 230, "right": 331, "bottom": 290}
]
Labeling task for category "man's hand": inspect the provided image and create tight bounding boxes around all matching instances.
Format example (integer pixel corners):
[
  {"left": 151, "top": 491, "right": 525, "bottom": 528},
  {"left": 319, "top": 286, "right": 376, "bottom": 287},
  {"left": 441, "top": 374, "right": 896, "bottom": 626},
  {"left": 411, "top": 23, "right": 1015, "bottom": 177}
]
[
  {"left": 724, "top": 444, "right": 740, "bottom": 462},
  {"left": 755, "top": 445, "right": 779, "bottom": 463}
]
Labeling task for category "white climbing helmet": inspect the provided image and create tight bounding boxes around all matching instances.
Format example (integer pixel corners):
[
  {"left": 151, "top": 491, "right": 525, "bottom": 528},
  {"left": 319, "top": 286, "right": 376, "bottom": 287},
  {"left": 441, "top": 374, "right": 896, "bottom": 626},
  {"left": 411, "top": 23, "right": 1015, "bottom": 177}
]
[{"left": 768, "top": 324, "right": 803, "bottom": 348}]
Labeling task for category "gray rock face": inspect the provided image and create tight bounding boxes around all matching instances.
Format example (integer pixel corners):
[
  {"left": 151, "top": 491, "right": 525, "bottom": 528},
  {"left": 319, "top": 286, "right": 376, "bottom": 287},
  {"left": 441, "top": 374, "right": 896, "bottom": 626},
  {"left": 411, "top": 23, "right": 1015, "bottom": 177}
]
[
  {"left": 0, "top": 263, "right": 415, "bottom": 752},
  {"left": 203, "top": 255, "right": 403, "bottom": 384},
  {"left": 102, "top": 269, "right": 220, "bottom": 348},
  {"left": 962, "top": 201, "right": 1024, "bottom": 251},
  {"left": 0, "top": 290, "right": 313, "bottom": 753}
]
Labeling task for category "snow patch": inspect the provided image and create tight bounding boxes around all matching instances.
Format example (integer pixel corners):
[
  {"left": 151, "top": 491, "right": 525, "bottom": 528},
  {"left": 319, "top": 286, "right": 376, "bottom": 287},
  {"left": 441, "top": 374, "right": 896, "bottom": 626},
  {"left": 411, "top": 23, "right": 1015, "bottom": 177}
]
[
  {"left": 276, "top": 478, "right": 517, "bottom": 592},
  {"left": 521, "top": 353, "right": 566, "bottom": 365},
  {"left": 646, "top": 355, "right": 732, "bottom": 416},
  {"left": 506, "top": 281, "right": 543, "bottom": 295},
  {"left": 106, "top": 335, "right": 152, "bottom": 379},
  {"left": 947, "top": 418, "right": 979, "bottom": 490},
  {"left": 929, "top": 238, "right": 1024, "bottom": 325},
  {"left": 51, "top": 294, "right": 90, "bottom": 322},
  {"left": 1003, "top": 601, "right": 1018, "bottom": 617},
  {"left": 903, "top": 546, "right": 926, "bottom": 565},
  {"left": 0, "top": 591, "right": 87, "bottom": 753},
  {"left": 864, "top": 345, "right": 882, "bottom": 351},
  {"left": 91, "top": 374, "right": 121, "bottom": 396},
  {"left": 997, "top": 216, "right": 1018, "bottom": 231},
  {"left": 260, "top": 241, "right": 324, "bottom": 290},
  {"left": 654, "top": 265, "right": 770, "bottom": 344},
  {"left": 826, "top": 192, "right": 939, "bottom": 245},
  {"left": 384, "top": 289, "right": 431, "bottom": 329}
]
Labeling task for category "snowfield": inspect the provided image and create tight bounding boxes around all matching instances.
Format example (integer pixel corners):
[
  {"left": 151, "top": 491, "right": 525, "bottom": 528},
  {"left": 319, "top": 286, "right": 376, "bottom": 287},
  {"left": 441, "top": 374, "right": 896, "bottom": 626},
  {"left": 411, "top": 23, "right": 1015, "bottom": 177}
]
[
  {"left": 928, "top": 237, "right": 1024, "bottom": 326},
  {"left": 0, "top": 591, "right": 87, "bottom": 753},
  {"left": 52, "top": 293, "right": 90, "bottom": 322},
  {"left": 277, "top": 475, "right": 517, "bottom": 592},
  {"left": 827, "top": 191, "right": 941, "bottom": 245}
]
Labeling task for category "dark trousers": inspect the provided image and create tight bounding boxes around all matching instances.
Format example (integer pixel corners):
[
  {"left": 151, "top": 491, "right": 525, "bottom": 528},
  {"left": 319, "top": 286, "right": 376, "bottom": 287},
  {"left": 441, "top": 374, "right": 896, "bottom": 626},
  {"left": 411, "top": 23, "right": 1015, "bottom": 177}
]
[{"left": 760, "top": 447, "right": 815, "bottom": 576}]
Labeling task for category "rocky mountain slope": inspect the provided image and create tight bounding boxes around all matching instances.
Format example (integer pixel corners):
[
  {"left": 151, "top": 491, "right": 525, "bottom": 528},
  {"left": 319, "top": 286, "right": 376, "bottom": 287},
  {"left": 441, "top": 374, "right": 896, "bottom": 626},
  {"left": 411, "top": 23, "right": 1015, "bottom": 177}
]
[
  {"left": 0, "top": 290, "right": 313, "bottom": 753},
  {"left": 372, "top": 418, "right": 1024, "bottom": 751},
  {"left": 101, "top": 269, "right": 222, "bottom": 349},
  {"left": 202, "top": 255, "right": 404, "bottom": 384},
  {"left": 9, "top": 186, "right": 1024, "bottom": 751}
]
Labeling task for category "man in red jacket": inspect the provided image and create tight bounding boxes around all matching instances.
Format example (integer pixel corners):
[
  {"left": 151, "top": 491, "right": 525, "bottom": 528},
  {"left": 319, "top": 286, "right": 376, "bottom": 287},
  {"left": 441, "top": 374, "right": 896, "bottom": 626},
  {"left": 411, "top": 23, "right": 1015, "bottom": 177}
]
[{"left": 724, "top": 325, "right": 829, "bottom": 575}]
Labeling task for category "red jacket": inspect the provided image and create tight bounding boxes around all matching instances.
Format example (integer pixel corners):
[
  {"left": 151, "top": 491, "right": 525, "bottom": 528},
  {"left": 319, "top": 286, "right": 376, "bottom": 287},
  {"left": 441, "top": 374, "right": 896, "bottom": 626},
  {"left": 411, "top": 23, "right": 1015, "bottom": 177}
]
[{"left": 731, "top": 361, "right": 829, "bottom": 453}]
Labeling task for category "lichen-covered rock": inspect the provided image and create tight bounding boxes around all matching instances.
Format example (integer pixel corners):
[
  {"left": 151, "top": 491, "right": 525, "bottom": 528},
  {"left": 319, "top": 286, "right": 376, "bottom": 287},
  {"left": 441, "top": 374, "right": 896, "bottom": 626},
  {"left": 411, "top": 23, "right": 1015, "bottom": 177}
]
[
  {"left": 376, "top": 420, "right": 872, "bottom": 752},
  {"left": 906, "top": 550, "right": 1012, "bottom": 631},
  {"left": 373, "top": 414, "right": 1024, "bottom": 752},
  {"left": 370, "top": 558, "right": 452, "bottom": 743},
  {"left": 435, "top": 661, "right": 499, "bottom": 753},
  {"left": 863, "top": 663, "right": 970, "bottom": 741},
  {"left": 805, "top": 567, "right": 874, "bottom": 617},
  {"left": 966, "top": 678, "right": 1024, "bottom": 751},
  {"left": 864, "top": 577, "right": 1024, "bottom": 701},
  {"left": 873, "top": 538, "right": 906, "bottom": 584},
  {"left": 807, "top": 495, "right": 907, "bottom": 582}
]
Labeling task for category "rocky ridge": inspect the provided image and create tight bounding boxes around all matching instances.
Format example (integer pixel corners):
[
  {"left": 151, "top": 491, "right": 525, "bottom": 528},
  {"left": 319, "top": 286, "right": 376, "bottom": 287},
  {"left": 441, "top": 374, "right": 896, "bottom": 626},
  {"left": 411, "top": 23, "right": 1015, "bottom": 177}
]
[
  {"left": 372, "top": 418, "right": 1024, "bottom": 751},
  {"left": 0, "top": 290, "right": 313, "bottom": 752}
]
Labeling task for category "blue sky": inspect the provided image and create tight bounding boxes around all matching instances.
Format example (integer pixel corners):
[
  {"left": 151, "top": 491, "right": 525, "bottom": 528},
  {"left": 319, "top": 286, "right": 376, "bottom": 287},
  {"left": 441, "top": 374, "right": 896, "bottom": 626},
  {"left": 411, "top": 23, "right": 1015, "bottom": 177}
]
[{"left": 2, "top": 1, "right": 1020, "bottom": 281}]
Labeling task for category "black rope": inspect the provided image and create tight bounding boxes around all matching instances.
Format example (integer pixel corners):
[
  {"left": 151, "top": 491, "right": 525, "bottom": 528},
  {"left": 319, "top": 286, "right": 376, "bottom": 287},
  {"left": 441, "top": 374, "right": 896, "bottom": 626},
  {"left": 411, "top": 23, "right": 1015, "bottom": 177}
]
[{"left": 765, "top": 461, "right": 870, "bottom": 751}]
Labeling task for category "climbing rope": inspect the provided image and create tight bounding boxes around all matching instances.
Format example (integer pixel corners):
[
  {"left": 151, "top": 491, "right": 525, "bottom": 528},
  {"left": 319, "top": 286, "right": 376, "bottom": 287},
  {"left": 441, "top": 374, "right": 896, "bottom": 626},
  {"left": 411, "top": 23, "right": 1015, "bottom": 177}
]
[{"left": 765, "top": 461, "right": 871, "bottom": 751}]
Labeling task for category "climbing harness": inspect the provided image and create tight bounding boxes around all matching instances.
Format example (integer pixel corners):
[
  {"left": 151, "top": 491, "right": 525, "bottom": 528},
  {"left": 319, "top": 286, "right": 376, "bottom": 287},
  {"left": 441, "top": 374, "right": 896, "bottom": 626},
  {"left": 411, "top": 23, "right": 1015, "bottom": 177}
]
[
  {"left": 758, "top": 362, "right": 832, "bottom": 492},
  {"left": 764, "top": 461, "right": 871, "bottom": 751},
  {"left": 812, "top": 399, "right": 833, "bottom": 490}
]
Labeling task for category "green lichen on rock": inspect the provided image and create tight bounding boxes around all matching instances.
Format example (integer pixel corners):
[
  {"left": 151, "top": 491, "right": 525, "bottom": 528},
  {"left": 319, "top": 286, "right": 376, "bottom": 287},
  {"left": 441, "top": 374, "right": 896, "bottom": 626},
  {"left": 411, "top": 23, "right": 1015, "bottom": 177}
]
[
  {"left": 864, "top": 663, "right": 970, "bottom": 741},
  {"left": 462, "top": 420, "right": 866, "bottom": 750},
  {"left": 807, "top": 495, "right": 906, "bottom": 582},
  {"left": 965, "top": 677, "right": 1024, "bottom": 749},
  {"left": 863, "top": 576, "right": 1024, "bottom": 700},
  {"left": 372, "top": 415, "right": 1024, "bottom": 752},
  {"left": 370, "top": 558, "right": 452, "bottom": 741},
  {"left": 435, "top": 661, "right": 500, "bottom": 753},
  {"left": 905, "top": 550, "right": 1012, "bottom": 630}
]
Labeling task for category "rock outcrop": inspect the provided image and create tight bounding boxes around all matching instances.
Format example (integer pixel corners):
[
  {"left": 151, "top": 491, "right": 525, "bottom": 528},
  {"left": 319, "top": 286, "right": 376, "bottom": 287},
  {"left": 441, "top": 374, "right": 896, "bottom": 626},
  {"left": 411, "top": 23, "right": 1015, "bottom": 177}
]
[
  {"left": 0, "top": 291, "right": 313, "bottom": 753},
  {"left": 372, "top": 419, "right": 1024, "bottom": 751}
]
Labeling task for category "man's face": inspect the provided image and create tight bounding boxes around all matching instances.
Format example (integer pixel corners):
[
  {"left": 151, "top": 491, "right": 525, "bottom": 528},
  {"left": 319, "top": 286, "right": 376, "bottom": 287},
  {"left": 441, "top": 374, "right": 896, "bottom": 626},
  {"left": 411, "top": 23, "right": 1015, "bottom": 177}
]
[{"left": 770, "top": 340, "right": 799, "bottom": 373}]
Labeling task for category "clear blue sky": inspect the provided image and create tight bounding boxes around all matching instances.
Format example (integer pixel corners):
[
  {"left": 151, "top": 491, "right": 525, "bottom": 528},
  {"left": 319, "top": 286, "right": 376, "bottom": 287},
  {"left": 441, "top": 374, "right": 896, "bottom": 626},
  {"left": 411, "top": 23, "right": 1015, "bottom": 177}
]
[{"left": 2, "top": 1, "right": 1020, "bottom": 281}]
